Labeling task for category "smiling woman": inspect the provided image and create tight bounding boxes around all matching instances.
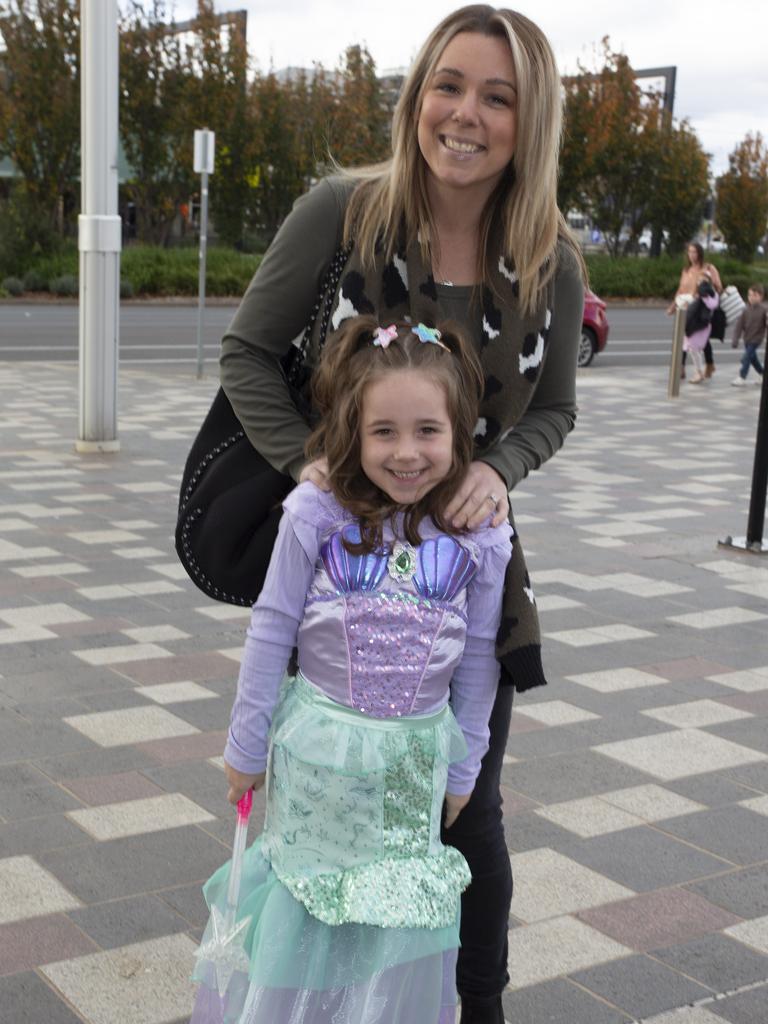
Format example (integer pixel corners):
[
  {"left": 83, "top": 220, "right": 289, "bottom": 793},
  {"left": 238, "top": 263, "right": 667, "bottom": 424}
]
[
  {"left": 417, "top": 33, "right": 518, "bottom": 224},
  {"left": 212, "top": 6, "right": 585, "bottom": 1023}
]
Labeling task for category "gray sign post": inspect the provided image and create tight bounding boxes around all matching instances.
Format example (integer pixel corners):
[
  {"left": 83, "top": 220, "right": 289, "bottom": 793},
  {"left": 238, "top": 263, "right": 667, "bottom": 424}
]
[{"left": 194, "top": 129, "right": 215, "bottom": 379}]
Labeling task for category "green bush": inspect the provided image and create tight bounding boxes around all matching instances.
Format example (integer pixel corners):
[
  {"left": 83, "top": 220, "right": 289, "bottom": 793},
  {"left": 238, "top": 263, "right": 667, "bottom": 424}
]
[
  {"left": 120, "top": 278, "right": 134, "bottom": 299},
  {"left": 0, "top": 189, "right": 63, "bottom": 278},
  {"left": 584, "top": 252, "right": 768, "bottom": 299},
  {"left": 1, "top": 276, "right": 24, "bottom": 296},
  {"left": 120, "top": 245, "right": 261, "bottom": 296},
  {"left": 28, "top": 244, "right": 78, "bottom": 284},
  {"left": 585, "top": 254, "right": 681, "bottom": 298},
  {"left": 23, "top": 269, "right": 49, "bottom": 292},
  {"left": 50, "top": 274, "right": 78, "bottom": 297}
]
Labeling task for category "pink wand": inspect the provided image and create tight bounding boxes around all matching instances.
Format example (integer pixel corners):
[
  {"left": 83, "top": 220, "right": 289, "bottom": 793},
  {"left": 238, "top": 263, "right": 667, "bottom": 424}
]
[{"left": 195, "top": 790, "right": 254, "bottom": 999}]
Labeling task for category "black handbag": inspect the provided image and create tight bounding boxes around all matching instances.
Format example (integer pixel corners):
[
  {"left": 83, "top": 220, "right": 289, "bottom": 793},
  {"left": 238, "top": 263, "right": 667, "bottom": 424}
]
[{"left": 175, "top": 245, "right": 351, "bottom": 605}]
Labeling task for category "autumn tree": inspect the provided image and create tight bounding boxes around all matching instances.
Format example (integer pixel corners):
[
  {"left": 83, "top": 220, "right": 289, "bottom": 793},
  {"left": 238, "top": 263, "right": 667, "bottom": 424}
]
[
  {"left": 0, "top": 0, "right": 80, "bottom": 234},
  {"left": 560, "top": 41, "right": 710, "bottom": 257},
  {"left": 323, "top": 45, "right": 390, "bottom": 168},
  {"left": 119, "top": 0, "right": 195, "bottom": 244},
  {"left": 716, "top": 132, "right": 768, "bottom": 262},
  {"left": 647, "top": 118, "right": 710, "bottom": 254},
  {"left": 182, "top": 0, "right": 259, "bottom": 247},
  {"left": 560, "top": 42, "right": 663, "bottom": 255}
]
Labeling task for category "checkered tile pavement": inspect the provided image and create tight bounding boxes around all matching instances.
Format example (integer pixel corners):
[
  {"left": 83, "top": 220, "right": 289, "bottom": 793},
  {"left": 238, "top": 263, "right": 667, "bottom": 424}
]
[{"left": 1, "top": 362, "right": 766, "bottom": 1024}]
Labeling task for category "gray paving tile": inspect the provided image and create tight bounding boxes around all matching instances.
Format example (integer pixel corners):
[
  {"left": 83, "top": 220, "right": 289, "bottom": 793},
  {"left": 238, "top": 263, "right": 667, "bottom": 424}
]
[
  {"left": 649, "top": 933, "right": 768, "bottom": 992},
  {"left": 570, "top": 954, "right": 712, "bottom": 1018},
  {"left": 0, "top": 763, "right": 52, "bottom": 790},
  {"left": 710, "top": 983, "right": 768, "bottom": 1023},
  {"left": 0, "top": 814, "right": 89, "bottom": 858},
  {"left": 502, "top": 750, "right": 652, "bottom": 803},
  {"left": 0, "top": 779, "right": 83, "bottom": 821},
  {"left": 506, "top": 811, "right": 584, "bottom": 853},
  {"left": 686, "top": 865, "right": 768, "bottom": 918},
  {"left": 664, "top": 771, "right": 761, "bottom": 807},
  {"left": 0, "top": 668, "right": 128, "bottom": 703},
  {"left": 0, "top": 711, "right": 95, "bottom": 764},
  {"left": 558, "top": 827, "right": 731, "bottom": 891},
  {"left": 724, "top": 762, "right": 768, "bottom": 793},
  {"left": 0, "top": 971, "right": 83, "bottom": 1023},
  {"left": 658, "top": 806, "right": 768, "bottom": 865},
  {"left": 35, "top": 745, "right": 162, "bottom": 780},
  {"left": 157, "top": 881, "right": 211, "bottom": 928},
  {"left": 73, "top": 689, "right": 153, "bottom": 713},
  {"left": 707, "top": 718, "right": 768, "bottom": 755},
  {"left": 139, "top": 761, "right": 230, "bottom": 817},
  {"left": 67, "top": 893, "right": 190, "bottom": 949},
  {"left": 38, "top": 825, "right": 227, "bottom": 903},
  {"left": 12, "top": 697, "right": 88, "bottom": 720},
  {"left": 501, "top": 978, "right": 630, "bottom": 1024},
  {"left": 158, "top": 695, "right": 232, "bottom": 731}
]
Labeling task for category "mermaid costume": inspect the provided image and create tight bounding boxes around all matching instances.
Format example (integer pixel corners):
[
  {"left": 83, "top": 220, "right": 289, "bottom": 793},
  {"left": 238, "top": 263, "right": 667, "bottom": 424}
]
[{"left": 191, "top": 484, "right": 512, "bottom": 1024}]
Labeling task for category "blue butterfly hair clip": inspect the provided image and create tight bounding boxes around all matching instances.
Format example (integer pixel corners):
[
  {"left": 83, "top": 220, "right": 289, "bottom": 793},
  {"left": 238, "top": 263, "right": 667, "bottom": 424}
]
[{"left": 413, "top": 323, "right": 450, "bottom": 351}]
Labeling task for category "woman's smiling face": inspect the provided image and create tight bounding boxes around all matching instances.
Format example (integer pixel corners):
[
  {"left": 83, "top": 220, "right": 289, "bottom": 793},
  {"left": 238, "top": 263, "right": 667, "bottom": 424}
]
[{"left": 417, "top": 31, "right": 517, "bottom": 203}]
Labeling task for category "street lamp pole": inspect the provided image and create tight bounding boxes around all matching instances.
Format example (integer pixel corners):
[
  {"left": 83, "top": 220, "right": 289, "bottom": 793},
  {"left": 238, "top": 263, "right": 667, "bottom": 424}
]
[{"left": 77, "top": 0, "right": 121, "bottom": 453}]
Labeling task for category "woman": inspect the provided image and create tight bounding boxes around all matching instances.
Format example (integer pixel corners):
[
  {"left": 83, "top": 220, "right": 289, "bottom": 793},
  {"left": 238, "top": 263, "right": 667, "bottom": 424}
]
[
  {"left": 668, "top": 241, "right": 723, "bottom": 379},
  {"left": 219, "top": 7, "right": 584, "bottom": 1022}
]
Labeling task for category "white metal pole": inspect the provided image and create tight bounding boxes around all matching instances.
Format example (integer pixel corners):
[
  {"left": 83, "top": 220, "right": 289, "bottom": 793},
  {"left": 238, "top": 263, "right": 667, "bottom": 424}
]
[
  {"left": 196, "top": 170, "right": 209, "bottom": 379},
  {"left": 77, "top": 0, "right": 121, "bottom": 452}
]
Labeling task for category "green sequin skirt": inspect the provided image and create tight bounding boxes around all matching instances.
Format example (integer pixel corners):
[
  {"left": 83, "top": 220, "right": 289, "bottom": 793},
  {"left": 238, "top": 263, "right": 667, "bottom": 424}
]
[{"left": 192, "top": 674, "right": 471, "bottom": 1024}]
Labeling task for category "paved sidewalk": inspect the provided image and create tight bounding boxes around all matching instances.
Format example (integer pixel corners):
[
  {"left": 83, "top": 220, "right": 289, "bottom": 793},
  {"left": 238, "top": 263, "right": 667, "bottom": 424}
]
[{"left": 0, "top": 362, "right": 766, "bottom": 1024}]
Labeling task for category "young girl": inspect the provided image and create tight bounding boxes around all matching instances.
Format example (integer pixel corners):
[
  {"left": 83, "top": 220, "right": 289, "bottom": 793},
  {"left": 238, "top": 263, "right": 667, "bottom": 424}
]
[
  {"left": 684, "top": 275, "right": 720, "bottom": 384},
  {"left": 191, "top": 318, "right": 513, "bottom": 1024}
]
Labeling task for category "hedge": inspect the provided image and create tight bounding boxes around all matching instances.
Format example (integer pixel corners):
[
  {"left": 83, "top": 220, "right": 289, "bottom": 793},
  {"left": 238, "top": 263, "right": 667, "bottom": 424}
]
[
  {"left": 4, "top": 243, "right": 767, "bottom": 301},
  {"left": 3, "top": 243, "right": 262, "bottom": 298},
  {"left": 585, "top": 253, "right": 768, "bottom": 299}
]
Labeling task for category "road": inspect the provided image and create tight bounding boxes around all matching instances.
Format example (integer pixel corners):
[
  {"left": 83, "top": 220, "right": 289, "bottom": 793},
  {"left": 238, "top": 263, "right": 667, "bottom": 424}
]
[{"left": 0, "top": 301, "right": 746, "bottom": 372}]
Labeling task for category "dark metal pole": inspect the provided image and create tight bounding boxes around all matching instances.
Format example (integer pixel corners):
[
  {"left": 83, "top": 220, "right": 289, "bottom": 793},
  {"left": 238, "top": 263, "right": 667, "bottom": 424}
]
[
  {"left": 746, "top": 364, "right": 768, "bottom": 545},
  {"left": 718, "top": 359, "right": 768, "bottom": 554}
]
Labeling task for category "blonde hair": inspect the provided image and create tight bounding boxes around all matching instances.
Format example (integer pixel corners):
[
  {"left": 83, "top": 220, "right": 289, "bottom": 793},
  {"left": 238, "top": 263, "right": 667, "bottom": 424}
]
[{"left": 342, "top": 5, "right": 583, "bottom": 314}]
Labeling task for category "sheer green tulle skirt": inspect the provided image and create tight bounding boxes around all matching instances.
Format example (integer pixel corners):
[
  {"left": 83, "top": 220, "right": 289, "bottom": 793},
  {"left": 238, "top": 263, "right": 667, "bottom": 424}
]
[{"left": 191, "top": 674, "right": 471, "bottom": 1023}]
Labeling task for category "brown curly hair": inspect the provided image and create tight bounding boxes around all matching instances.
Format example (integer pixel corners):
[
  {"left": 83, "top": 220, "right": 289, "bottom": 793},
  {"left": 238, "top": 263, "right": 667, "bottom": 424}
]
[{"left": 306, "top": 316, "right": 484, "bottom": 552}]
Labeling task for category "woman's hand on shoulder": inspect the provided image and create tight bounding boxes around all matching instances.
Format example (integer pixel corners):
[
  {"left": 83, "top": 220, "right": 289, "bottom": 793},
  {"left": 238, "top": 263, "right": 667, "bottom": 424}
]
[
  {"left": 446, "top": 461, "right": 509, "bottom": 530},
  {"left": 444, "top": 790, "right": 472, "bottom": 828},
  {"left": 299, "top": 457, "right": 331, "bottom": 491},
  {"left": 224, "top": 761, "right": 265, "bottom": 805}
]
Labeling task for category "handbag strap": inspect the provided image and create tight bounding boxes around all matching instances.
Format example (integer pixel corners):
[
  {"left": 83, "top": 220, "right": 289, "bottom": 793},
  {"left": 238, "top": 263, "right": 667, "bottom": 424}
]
[{"left": 286, "top": 242, "right": 353, "bottom": 387}]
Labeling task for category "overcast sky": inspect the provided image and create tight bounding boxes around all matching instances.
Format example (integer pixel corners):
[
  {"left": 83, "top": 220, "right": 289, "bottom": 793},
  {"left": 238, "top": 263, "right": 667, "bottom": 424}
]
[{"left": 171, "top": 0, "right": 767, "bottom": 178}]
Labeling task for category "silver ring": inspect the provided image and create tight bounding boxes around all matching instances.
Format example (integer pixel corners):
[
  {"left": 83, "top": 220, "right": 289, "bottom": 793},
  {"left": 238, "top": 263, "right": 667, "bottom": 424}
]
[{"left": 487, "top": 492, "right": 499, "bottom": 507}]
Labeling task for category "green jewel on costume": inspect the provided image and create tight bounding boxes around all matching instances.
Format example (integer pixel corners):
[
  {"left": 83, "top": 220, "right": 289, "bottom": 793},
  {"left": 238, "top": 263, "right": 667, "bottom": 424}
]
[{"left": 388, "top": 541, "right": 417, "bottom": 583}]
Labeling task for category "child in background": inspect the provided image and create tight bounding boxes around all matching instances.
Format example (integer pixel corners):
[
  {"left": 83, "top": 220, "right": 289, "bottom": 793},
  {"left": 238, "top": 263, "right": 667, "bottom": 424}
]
[
  {"left": 191, "top": 318, "right": 513, "bottom": 1024},
  {"left": 731, "top": 283, "right": 767, "bottom": 386}
]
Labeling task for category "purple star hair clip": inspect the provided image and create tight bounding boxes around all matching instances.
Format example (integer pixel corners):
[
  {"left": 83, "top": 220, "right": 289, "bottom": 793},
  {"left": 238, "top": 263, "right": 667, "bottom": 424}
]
[
  {"left": 372, "top": 325, "right": 399, "bottom": 349},
  {"left": 413, "top": 323, "right": 450, "bottom": 351}
]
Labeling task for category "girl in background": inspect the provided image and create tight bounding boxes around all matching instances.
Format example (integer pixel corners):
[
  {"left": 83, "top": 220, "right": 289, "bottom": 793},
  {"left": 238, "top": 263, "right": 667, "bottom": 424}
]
[{"left": 668, "top": 242, "right": 723, "bottom": 379}]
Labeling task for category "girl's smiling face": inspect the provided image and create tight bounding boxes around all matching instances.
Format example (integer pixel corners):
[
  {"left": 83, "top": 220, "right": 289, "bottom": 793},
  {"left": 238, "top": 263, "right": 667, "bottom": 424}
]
[
  {"left": 417, "top": 31, "right": 517, "bottom": 202},
  {"left": 360, "top": 369, "right": 454, "bottom": 505}
]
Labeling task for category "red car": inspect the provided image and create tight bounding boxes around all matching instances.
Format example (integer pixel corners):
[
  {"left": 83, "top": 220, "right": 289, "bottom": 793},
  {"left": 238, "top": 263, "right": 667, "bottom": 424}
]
[{"left": 579, "top": 288, "right": 609, "bottom": 367}]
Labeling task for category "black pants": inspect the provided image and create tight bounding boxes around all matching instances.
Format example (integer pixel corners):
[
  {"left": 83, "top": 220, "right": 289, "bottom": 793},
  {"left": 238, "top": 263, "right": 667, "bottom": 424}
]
[{"left": 441, "top": 683, "right": 514, "bottom": 1001}]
